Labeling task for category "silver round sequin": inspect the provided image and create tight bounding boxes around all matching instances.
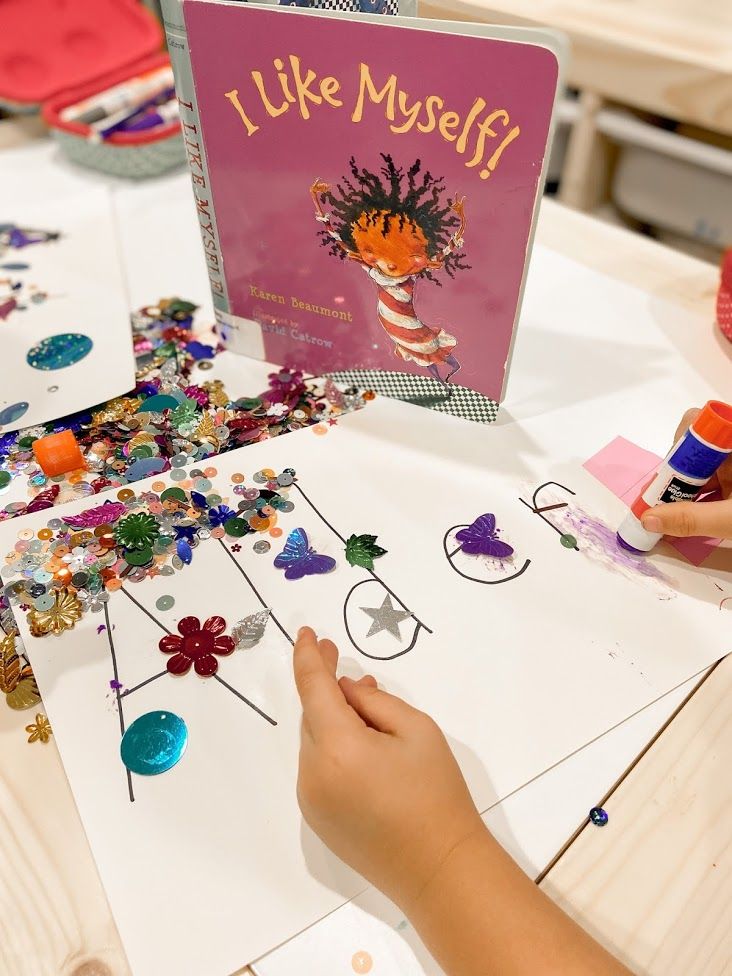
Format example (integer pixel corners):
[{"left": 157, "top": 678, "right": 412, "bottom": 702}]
[{"left": 253, "top": 540, "right": 271, "bottom": 554}]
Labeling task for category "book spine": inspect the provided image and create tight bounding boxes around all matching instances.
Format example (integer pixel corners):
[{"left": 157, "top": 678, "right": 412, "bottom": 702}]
[{"left": 160, "top": 0, "right": 229, "bottom": 314}]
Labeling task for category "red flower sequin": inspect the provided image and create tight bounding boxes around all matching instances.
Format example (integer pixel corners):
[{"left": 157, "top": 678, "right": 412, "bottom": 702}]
[{"left": 158, "top": 616, "right": 235, "bottom": 677}]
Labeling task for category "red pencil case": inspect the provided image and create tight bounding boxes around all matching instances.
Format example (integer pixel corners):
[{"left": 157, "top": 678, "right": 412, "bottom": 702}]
[{"left": 0, "top": 0, "right": 184, "bottom": 179}]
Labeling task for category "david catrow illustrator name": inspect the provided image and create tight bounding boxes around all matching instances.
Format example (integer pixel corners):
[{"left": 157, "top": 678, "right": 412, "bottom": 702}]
[{"left": 223, "top": 58, "right": 521, "bottom": 180}]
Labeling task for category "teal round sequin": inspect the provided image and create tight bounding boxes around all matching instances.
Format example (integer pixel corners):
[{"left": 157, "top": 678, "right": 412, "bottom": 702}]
[
  {"left": 27, "top": 333, "right": 93, "bottom": 371},
  {"left": 0, "top": 471, "right": 11, "bottom": 490},
  {"left": 120, "top": 711, "right": 188, "bottom": 776},
  {"left": 170, "top": 468, "right": 186, "bottom": 481},
  {"left": 560, "top": 533, "right": 578, "bottom": 549},
  {"left": 0, "top": 402, "right": 29, "bottom": 426},
  {"left": 156, "top": 595, "right": 175, "bottom": 611},
  {"left": 194, "top": 478, "right": 211, "bottom": 492}
]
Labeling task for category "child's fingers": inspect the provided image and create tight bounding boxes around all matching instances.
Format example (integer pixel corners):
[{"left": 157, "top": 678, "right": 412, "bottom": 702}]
[
  {"left": 673, "top": 406, "right": 701, "bottom": 444},
  {"left": 642, "top": 499, "right": 732, "bottom": 539},
  {"left": 294, "top": 628, "right": 360, "bottom": 738},
  {"left": 339, "top": 675, "right": 420, "bottom": 735},
  {"left": 317, "top": 637, "right": 339, "bottom": 677}
]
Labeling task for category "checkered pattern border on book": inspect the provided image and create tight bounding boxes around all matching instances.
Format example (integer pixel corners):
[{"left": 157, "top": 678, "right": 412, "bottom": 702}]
[{"left": 328, "top": 370, "right": 499, "bottom": 424}]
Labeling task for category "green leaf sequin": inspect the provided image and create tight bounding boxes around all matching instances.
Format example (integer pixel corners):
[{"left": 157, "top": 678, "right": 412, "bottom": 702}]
[{"left": 345, "top": 534, "right": 387, "bottom": 571}]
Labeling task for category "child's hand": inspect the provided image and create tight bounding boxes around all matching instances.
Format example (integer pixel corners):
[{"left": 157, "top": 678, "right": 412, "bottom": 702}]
[
  {"left": 293, "top": 626, "right": 484, "bottom": 911},
  {"left": 641, "top": 406, "right": 732, "bottom": 540}
]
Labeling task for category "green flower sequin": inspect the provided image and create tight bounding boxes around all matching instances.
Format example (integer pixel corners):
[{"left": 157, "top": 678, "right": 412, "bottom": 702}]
[
  {"left": 171, "top": 398, "right": 200, "bottom": 426},
  {"left": 115, "top": 512, "right": 161, "bottom": 550}
]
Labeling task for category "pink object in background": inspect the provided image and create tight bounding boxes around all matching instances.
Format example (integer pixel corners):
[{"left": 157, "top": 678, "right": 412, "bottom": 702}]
[
  {"left": 717, "top": 249, "right": 732, "bottom": 342},
  {"left": 583, "top": 436, "right": 723, "bottom": 566}
]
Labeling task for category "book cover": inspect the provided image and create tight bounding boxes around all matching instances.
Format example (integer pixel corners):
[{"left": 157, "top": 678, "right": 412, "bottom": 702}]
[{"left": 180, "top": 2, "right": 561, "bottom": 418}]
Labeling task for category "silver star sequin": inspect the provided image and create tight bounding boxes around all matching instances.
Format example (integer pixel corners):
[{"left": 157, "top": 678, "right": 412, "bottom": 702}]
[{"left": 360, "top": 594, "right": 412, "bottom": 640}]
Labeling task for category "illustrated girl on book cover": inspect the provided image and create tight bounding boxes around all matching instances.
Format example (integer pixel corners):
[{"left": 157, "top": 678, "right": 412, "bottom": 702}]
[{"left": 310, "top": 155, "right": 469, "bottom": 384}]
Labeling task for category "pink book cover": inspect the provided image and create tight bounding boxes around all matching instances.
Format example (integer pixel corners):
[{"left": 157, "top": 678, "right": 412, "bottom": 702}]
[{"left": 181, "top": 1, "right": 561, "bottom": 417}]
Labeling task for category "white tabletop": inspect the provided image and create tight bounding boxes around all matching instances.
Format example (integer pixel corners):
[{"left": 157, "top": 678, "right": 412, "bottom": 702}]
[{"left": 0, "top": 132, "right": 725, "bottom": 976}]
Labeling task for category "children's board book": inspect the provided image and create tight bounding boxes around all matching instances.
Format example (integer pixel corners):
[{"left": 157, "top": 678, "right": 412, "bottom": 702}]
[{"left": 163, "top": 1, "right": 563, "bottom": 421}]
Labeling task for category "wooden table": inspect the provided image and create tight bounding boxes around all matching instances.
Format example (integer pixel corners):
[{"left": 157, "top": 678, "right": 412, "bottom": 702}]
[
  {"left": 1, "top": 185, "right": 726, "bottom": 975},
  {"left": 420, "top": 0, "right": 732, "bottom": 210}
]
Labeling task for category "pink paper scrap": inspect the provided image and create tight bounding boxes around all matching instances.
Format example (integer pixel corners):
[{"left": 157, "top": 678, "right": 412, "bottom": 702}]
[{"left": 583, "top": 436, "right": 722, "bottom": 566}]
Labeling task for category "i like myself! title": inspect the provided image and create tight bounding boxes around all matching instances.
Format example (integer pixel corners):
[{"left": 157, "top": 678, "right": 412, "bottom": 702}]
[{"left": 224, "top": 57, "right": 521, "bottom": 180}]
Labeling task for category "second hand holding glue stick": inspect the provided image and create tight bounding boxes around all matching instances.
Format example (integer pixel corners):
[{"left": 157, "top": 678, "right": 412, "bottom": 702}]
[{"left": 617, "top": 400, "right": 732, "bottom": 553}]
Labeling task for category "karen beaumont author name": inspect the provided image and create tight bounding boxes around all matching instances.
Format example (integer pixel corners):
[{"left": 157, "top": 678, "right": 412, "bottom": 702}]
[{"left": 250, "top": 285, "right": 353, "bottom": 323}]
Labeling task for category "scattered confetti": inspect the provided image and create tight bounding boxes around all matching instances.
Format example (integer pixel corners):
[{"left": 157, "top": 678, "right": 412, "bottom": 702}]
[
  {"left": 360, "top": 594, "right": 411, "bottom": 640},
  {"left": 26, "top": 587, "right": 82, "bottom": 636},
  {"left": 231, "top": 609, "right": 270, "bottom": 649},
  {"left": 345, "top": 533, "right": 387, "bottom": 571},
  {"left": 0, "top": 298, "right": 369, "bottom": 523},
  {"left": 109, "top": 679, "right": 123, "bottom": 690},
  {"left": 455, "top": 514, "right": 514, "bottom": 558},
  {"left": 589, "top": 806, "right": 609, "bottom": 826},
  {"left": 0, "top": 402, "right": 29, "bottom": 427},
  {"left": 26, "top": 333, "right": 93, "bottom": 370},
  {"left": 0, "top": 630, "right": 40, "bottom": 709},
  {"left": 158, "top": 615, "right": 235, "bottom": 676},
  {"left": 351, "top": 951, "right": 373, "bottom": 974},
  {"left": 25, "top": 712, "right": 52, "bottom": 744},
  {"left": 120, "top": 710, "right": 188, "bottom": 775},
  {"left": 274, "top": 527, "right": 336, "bottom": 580}
]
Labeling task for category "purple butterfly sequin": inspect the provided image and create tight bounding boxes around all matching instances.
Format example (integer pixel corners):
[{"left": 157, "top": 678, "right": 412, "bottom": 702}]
[
  {"left": 455, "top": 514, "right": 514, "bottom": 559},
  {"left": 274, "top": 527, "right": 336, "bottom": 580}
]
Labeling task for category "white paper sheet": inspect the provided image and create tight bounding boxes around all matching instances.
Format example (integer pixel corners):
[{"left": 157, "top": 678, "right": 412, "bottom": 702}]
[
  {"left": 0, "top": 188, "right": 134, "bottom": 432},
  {"left": 252, "top": 675, "right": 696, "bottom": 976},
  {"left": 1, "top": 394, "right": 730, "bottom": 976}
]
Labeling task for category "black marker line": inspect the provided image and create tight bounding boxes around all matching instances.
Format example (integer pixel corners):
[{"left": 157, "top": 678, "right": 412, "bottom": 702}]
[
  {"left": 292, "top": 482, "right": 433, "bottom": 635},
  {"left": 120, "top": 586, "right": 173, "bottom": 635},
  {"left": 518, "top": 481, "right": 580, "bottom": 552},
  {"left": 212, "top": 673, "right": 277, "bottom": 725},
  {"left": 532, "top": 481, "right": 577, "bottom": 507},
  {"left": 519, "top": 497, "right": 565, "bottom": 534},
  {"left": 217, "top": 539, "right": 293, "bottom": 646},
  {"left": 104, "top": 601, "right": 134, "bottom": 803},
  {"left": 120, "top": 671, "right": 168, "bottom": 698},
  {"left": 442, "top": 527, "right": 531, "bottom": 585},
  {"left": 343, "top": 579, "right": 424, "bottom": 661},
  {"left": 119, "top": 583, "right": 278, "bottom": 719}
]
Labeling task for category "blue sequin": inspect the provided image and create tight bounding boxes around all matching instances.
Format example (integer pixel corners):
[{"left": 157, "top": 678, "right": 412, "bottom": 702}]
[
  {"left": 120, "top": 711, "right": 188, "bottom": 776},
  {"left": 0, "top": 401, "right": 29, "bottom": 425},
  {"left": 185, "top": 340, "right": 215, "bottom": 360},
  {"left": 589, "top": 806, "right": 609, "bottom": 826},
  {"left": 27, "top": 333, "right": 93, "bottom": 371}
]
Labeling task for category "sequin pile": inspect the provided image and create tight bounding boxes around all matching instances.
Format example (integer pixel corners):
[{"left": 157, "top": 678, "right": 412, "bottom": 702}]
[
  {"left": 0, "top": 297, "right": 369, "bottom": 522},
  {"left": 1, "top": 466, "right": 299, "bottom": 636}
]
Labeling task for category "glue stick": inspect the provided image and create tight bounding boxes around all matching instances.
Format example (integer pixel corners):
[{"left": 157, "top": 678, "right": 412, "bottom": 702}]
[{"left": 617, "top": 400, "right": 732, "bottom": 552}]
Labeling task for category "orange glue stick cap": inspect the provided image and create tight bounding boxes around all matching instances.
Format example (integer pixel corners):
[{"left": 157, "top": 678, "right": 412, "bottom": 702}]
[
  {"left": 691, "top": 400, "right": 732, "bottom": 451},
  {"left": 33, "top": 430, "right": 85, "bottom": 477}
]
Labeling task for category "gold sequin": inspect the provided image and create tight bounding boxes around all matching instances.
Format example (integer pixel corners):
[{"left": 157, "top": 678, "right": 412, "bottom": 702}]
[
  {"left": 25, "top": 713, "right": 52, "bottom": 744},
  {"left": 27, "top": 588, "right": 82, "bottom": 636}
]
